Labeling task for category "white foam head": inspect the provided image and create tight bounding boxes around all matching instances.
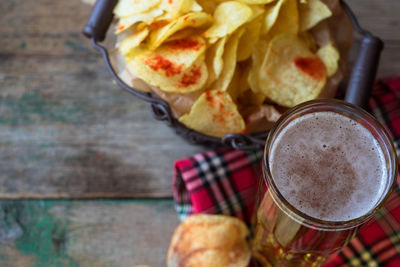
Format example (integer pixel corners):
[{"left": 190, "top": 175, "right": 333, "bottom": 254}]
[{"left": 269, "top": 111, "right": 388, "bottom": 222}]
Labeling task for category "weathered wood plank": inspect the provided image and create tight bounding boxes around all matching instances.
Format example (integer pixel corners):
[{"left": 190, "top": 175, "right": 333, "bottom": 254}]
[
  {"left": 0, "top": 200, "right": 179, "bottom": 267},
  {"left": 0, "top": 0, "right": 203, "bottom": 198},
  {"left": 0, "top": 0, "right": 399, "bottom": 198},
  {"left": 347, "top": 0, "right": 400, "bottom": 42}
]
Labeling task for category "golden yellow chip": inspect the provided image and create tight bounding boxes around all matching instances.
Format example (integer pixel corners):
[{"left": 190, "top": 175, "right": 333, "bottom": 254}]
[
  {"left": 237, "top": 16, "right": 263, "bottom": 61},
  {"left": 149, "top": 12, "right": 213, "bottom": 50},
  {"left": 299, "top": 31, "right": 317, "bottom": 52},
  {"left": 196, "top": 0, "right": 218, "bottom": 14},
  {"left": 114, "top": 0, "right": 161, "bottom": 18},
  {"left": 300, "top": 0, "right": 332, "bottom": 31},
  {"left": 317, "top": 43, "right": 339, "bottom": 77},
  {"left": 260, "top": 0, "right": 285, "bottom": 35},
  {"left": 204, "top": 1, "right": 252, "bottom": 42},
  {"left": 167, "top": 215, "right": 250, "bottom": 267},
  {"left": 248, "top": 39, "right": 268, "bottom": 95},
  {"left": 266, "top": 0, "right": 299, "bottom": 37},
  {"left": 115, "top": 8, "right": 163, "bottom": 34},
  {"left": 179, "top": 90, "right": 246, "bottom": 137},
  {"left": 258, "top": 33, "right": 327, "bottom": 107},
  {"left": 248, "top": 5, "right": 266, "bottom": 20},
  {"left": 226, "top": 67, "right": 241, "bottom": 101},
  {"left": 237, "top": 0, "right": 275, "bottom": 4},
  {"left": 205, "top": 36, "right": 227, "bottom": 86},
  {"left": 119, "top": 28, "right": 149, "bottom": 56},
  {"left": 127, "top": 36, "right": 208, "bottom": 93},
  {"left": 114, "top": 0, "right": 339, "bottom": 136},
  {"left": 211, "top": 28, "right": 244, "bottom": 92},
  {"left": 165, "top": 28, "right": 196, "bottom": 42},
  {"left": 238, "top": 63, "right": 251, "bottom": 96},
  {"left": 159, "top": 0, "right": 202, "bottom": 19}
]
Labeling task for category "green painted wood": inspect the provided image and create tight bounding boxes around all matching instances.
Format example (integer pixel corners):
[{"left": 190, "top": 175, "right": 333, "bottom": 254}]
[{"left": 0, "top": 199, "right": 179, "bottom": 267}]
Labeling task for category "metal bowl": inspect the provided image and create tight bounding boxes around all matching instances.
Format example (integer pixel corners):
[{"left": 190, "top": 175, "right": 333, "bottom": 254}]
[{"left": 83, "top": 0, "right": 383, "bottom": 150}]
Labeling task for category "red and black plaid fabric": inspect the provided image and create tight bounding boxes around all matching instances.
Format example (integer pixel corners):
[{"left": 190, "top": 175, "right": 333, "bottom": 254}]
[{"left": 172, "top": 77, "right": 400, "bottom": 266}]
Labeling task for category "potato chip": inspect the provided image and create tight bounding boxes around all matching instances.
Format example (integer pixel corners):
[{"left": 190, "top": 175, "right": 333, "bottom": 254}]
[
  {"left": 129, "top": 54, "right": 208, "bottom": 93},
  {"left": 300, "top": 0, "right": 332, "bottom": 31},
  {"left": 299, "top": 31, "right": 317, "bottom": 52},
  {"left": 248, "top": 40, "right": 268, "bottom": 95},
  {"left": 260, "top": 0, "right": 285, "bottom": 35},
  {"left": 205, "top": 36, "right": 227, "bottom": 86},
  {"left": 114, "top": 0, "right": 161, "bottom": 18},
  {"left": 179, "top": 90, "right": 245, "bottom": 137},
  {"left": 115, "top": 8, "right": 163, "bottom": 34},
  {"left": 238, "top": 89, "right": 266, "bottom": 107},
  {"left": 211, "top": 28, "right": 244, "bottom": 92},
  {"left": 238, "top": 63, "right": 251, "bottom": 96},
  {"left": 119, "top": 28, "right": 149, "bottom": 56},
  {"left": 167, "top": 215, "right": 250, "bottom": 267},
  {"left": 149, "top": 12, "right": 213, "bottom": 50},
  {"left": 165, "top": 28, "right": 196, "bottom": 42},
  {"left": 317, "top": 43, "right": 339, "bottom": 77},
  {"left": 113, "top": 0, "right": 341, "bottom": 136},
  {"left": 266, "top": 0, "right": 299, "bottom": 37},
  {"left": 237, "top": 16, "right": 263, "bottom": 61},
  {"left": 127, "top": 36, "right": 208, "bottom": 93},
  {"left": 196, "top": 0, "right": 218, "bottom": 14},
  {"left": 204, "top": 1, "right": 252, "bottom": 42},
  {"left": 226, "top": 67, "right": 241, "bottom": 101},
  {"left": 258, "top": 33, "right": 327, "bottom": 107},
  {"left": 248, "top": 5, "right": 266, "bottom": 21},
  {"left": 237, "top": 0, "right": 275, "bottom": 4},
  {"left": 159, "top": 0, "right": 201, "bottom": 19}
]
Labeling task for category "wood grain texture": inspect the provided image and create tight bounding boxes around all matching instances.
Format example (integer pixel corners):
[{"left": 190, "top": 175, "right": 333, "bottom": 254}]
[
  {"left": 0, "top": 0, "right": 399, "bottom": 198},
  {"left": 0, "top": 0, "right": 202, "bottom": 198},
  {"left": 0, "top": 200, "right": 179, "bottom": 267}
]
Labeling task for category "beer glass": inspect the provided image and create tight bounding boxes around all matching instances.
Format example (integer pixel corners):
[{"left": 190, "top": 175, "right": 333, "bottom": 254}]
[{"left": 251, "top": 99, "right": 398, "bottom": 267}]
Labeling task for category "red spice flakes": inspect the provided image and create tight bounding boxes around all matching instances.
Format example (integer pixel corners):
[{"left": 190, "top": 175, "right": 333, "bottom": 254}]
[
  {"left": 149, "top": 20, "right": 169, "bottom": 31},
  {"left": 169, "top": 38, "right": 203, "bottom": 51},
  {"left": 118, "top": 25, "right": 125, "bottom": 31},
  {"left": 180, "top": 65, "right": 202, "bottom": 87},
  {"left": 205, "top": 90, "right": 213, "bottom": 102},
  {"left": 294, "top": 57, "right": 326, "bottom": 80},
  {"left": 144, "top": 55, "right": 182, "bottom": 77},
  {"left": 168, "top": 0, "right": 173, "bottom": 3}
]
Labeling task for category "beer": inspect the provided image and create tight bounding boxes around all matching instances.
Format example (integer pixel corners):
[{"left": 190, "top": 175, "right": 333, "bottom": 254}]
[
  {"left": 251, "top": 100, "right": 397, "bottom": 267},
  {"left": 270, "top": 111, "right": 387, "bottom": 222}
]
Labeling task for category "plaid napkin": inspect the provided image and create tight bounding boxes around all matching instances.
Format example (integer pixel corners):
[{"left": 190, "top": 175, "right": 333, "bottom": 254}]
[{"left": 173, "top": 77, "right": 400, "bottom": 267}]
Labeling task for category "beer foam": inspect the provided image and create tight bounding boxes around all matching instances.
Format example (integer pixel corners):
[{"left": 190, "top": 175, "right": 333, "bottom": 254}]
[{"left": 269, "top": 111, "right": 387, "bottom": 222}]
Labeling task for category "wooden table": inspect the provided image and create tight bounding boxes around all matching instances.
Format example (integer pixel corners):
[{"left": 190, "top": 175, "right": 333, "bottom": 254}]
[{"left": 0, "top": 0, "right": 399, "bottom": 266}]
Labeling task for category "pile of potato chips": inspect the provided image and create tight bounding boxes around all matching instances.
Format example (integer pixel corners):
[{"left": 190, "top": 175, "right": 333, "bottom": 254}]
[{"left": 113, "top": 0, "right": 340, "bottom": 137}]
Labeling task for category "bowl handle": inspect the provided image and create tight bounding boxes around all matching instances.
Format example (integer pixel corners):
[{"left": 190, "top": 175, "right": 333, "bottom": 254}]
[
  {"left": 344, "top": 34, "right": 383, "bottom": 108},
  {"left": 82, "top": 0, "right": 118, "bottom": 42},
  {"left": 340, "top": 0, "right": 384, "bottom": 109}
]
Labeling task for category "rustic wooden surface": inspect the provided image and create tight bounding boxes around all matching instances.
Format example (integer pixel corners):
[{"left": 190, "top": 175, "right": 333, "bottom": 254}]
[
  {"left": 0, "top": 0, "right": 399, "bottom": 198},
  {"left": 0, "top": 0, "right": 399, "bottom": 266},
  {"left": 0, "top": 0, "right": 203, "bottom": 198},
  {"left": 0, "top": 200, "right": 179, "bottom": 267}
]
